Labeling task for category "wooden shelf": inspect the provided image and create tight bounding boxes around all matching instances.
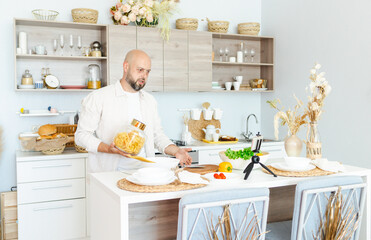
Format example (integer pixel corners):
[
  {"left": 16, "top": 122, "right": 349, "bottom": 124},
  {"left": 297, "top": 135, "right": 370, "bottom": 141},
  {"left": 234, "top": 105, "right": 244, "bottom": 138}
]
[
  {"left": 212, "top": 33, "right": 274, "bottom": 40},
  {"left": 16, "top": 54, "right": 107, "bottom": 60},
  {"left": 15, "top": 18, "right": 106, "bottom": 30},
  {"left": 15, "top": 88, "right": 96, "bottom": 92},
  {"left": 212, "top": 61, "right": 273, "bottom": 66},
  {"left": 16, "top": 110, "right": 76, "bottom": 117}
]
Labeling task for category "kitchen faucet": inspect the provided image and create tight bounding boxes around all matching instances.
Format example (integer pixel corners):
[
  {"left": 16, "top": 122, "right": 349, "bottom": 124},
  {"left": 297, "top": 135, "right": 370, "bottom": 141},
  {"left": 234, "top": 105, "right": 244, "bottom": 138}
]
[{"left": 242, "top": 114, "right": 258, "bottom": 141}]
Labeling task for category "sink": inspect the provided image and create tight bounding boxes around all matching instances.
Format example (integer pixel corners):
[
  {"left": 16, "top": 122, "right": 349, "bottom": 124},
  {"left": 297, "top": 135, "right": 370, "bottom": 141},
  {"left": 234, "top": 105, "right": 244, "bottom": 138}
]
[{"left": 238, "top": 138, "right": 278, "bottom": 143}]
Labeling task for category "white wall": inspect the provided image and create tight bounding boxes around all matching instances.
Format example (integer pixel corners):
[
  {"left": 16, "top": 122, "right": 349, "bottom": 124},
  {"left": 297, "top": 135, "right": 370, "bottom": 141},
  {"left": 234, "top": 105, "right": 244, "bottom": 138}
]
[
  {"left": 0, "top": 0, "right": 261, "bottom": 192},
  {"left": 261, "top": 0, "right": 371, "bottom": 167}
]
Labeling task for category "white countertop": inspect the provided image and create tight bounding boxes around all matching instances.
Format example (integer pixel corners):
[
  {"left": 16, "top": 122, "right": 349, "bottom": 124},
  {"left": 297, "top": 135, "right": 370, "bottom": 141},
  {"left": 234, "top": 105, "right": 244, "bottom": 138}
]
[
  {"left": 16, "top": 149, "right": 88, "bottom": 161},
  {"left": 90, "top": 160, "right": 371, "bottom": 205}
]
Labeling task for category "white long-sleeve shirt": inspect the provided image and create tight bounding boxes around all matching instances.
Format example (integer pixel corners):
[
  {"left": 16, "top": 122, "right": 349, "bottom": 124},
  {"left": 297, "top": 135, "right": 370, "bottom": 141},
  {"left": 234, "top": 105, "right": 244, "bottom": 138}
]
[{"left": 75, "top": 80, "right": 173, "bottom": 172}]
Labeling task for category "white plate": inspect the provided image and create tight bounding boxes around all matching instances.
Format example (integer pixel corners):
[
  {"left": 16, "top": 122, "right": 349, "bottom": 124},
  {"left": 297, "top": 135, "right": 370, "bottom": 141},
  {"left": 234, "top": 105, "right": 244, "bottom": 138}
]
[
  {"left": 252, "top": 88, "right": 268, "bottom": 91},
  {"left": 203, "top": 172, "right": 242, "bottom": 181},
  {"left": 271, "top": 162, "right": 316, "bottom": 172},
  {"left": 126, "top": 174, "right": 176, "bottom": 186}
]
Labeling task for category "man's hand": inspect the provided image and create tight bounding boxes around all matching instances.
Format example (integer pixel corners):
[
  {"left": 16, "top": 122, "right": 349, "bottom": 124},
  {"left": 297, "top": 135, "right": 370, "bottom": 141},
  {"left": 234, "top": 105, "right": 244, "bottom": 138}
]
[
  {"left": 98, "top": 142, "right": 131, "bottom": 157},
  {"left": 174, "top": 148, "right": 193, "bottom": 166}
]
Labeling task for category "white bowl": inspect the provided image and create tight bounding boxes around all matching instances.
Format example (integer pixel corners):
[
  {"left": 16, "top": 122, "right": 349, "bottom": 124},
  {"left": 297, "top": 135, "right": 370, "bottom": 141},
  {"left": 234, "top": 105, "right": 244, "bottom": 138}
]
[
  {"left": 284, "top": 157, "right": 311, "bottom": 169},
  {"left": 142, "top": 157, "right": 180, "bottom": 169},
  {"left": 219, "top": 151, "right": 269, "bottom": 170}
]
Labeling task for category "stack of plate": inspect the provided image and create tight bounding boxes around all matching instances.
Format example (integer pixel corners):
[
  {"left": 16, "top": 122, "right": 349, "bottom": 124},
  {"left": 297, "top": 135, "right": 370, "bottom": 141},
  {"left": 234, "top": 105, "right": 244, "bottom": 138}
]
[{"left": 126, "top": 167, "right": 176, "bottom": 186}]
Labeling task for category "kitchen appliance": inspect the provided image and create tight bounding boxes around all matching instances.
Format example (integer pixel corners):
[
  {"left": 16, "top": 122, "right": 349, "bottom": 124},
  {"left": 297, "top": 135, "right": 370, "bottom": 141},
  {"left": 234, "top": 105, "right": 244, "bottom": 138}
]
[{"left": 87, "top": 64, "right": 101, "bottom": 89}]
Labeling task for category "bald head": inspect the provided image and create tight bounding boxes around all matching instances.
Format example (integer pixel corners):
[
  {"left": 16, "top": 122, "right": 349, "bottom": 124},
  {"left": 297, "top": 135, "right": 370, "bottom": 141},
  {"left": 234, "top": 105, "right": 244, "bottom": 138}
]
[{"left": 121, "top": 49, "right": 152, "bottom": 92}]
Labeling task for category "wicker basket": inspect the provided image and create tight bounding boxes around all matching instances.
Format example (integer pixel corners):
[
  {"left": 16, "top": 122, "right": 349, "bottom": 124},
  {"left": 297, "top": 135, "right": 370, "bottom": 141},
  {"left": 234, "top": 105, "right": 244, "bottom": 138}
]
[
  {"left": 176, "top": 18, "right": 198, "bottom": 30},
  {"left": 207, "top": 18, "right": 229, "bottom": 33},
  {"left": 32, "top": 9, "right": 59, "bottom": 21},
  {"left": 75, "top": 144, "right": 88, "bottom": 153},
  {"left": 71, "top": 8, "right": 98, "bottom": 24},
  {"left": 53, "top": 124, "right": 77, "bottom": 148},
  {"left": 41, "top": 146, "right": 65, "bottom": 155},
  {"left": 238, "top": 22, "right": 260, "bottom": 35}
]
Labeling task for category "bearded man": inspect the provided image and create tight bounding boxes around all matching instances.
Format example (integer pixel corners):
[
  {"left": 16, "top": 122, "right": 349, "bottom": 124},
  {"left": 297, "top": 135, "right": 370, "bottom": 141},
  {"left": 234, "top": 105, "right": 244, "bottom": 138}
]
[{"left": 75, "top": 49, "right": 192, "bottom": 172}]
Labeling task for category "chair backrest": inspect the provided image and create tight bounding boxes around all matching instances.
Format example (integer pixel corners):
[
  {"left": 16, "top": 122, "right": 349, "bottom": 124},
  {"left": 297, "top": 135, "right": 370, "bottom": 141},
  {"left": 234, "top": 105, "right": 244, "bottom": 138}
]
[
  {"left": 177, "top": 187, "right": 270, "bottom": 240},
  {"left": 291, "top": 176, "right": 366, "bottom": 240}
]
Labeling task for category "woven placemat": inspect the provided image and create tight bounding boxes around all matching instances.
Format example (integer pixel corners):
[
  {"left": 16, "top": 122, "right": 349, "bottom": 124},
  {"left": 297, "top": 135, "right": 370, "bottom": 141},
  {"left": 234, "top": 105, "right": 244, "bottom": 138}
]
[
  {"left": 262, "top": 165, "right": 334, "bottom": 177},
  {"left": 188, "top": 114, "right": 221, "bottom": 141},
  {"left": 117, "top": 178, "right": 206, "bottom": 193}
]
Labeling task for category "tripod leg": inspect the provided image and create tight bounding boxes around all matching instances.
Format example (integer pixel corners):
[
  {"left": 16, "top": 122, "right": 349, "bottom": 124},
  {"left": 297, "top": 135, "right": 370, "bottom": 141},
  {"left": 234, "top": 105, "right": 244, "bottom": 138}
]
[
  {"left": 244, "top": 163, "right": 255, "bottom": 180},
  {"left": 260, "top": 163, "right": 277, "bottom": 177}
]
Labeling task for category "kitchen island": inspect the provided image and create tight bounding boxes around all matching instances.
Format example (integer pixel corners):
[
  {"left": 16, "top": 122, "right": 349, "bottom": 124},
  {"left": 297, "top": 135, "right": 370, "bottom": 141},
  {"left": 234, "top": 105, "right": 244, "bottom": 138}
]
[{"left": 90, "top": 161, "right": 371, "bottom": 240}]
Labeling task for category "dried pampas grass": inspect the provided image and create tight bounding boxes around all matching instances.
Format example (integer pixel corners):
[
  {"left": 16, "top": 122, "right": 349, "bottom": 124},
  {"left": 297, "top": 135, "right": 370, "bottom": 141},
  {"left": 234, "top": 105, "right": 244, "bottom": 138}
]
[
  {"left": 204, "top": 205, "right": 266, "bottom": 240},
  {"left": 314, "top": 187, "right": 360, "bottom": 240}
]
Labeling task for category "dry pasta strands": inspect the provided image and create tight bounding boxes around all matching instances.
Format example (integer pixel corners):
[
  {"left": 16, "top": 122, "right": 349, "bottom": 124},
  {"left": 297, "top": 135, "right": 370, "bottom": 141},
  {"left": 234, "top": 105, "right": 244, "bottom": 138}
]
[{"left": 114, "top": 130, "right": 145, "bottom": 155}]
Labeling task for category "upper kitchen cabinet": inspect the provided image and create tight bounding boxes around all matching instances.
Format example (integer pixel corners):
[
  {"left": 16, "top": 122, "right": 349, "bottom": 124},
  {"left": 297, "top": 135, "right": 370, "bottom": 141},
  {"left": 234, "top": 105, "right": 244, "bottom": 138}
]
[
  {"left": 107, "top": 25, "right": 136, "bottom": 85},
  {"left": 14, "top": 19, "right": 108, "bottom": 92},
  {"left": 136, "top": 27, "right": 164, "bottom": 92},
  {"left": 211, "top": 33, "right": 274, "bottom": 92},
  {"left": 188, "top": 31, "right": 213, "bottom": 92},
  {"left": 164, "top": 29, "right": 188, "bottom": 91}
]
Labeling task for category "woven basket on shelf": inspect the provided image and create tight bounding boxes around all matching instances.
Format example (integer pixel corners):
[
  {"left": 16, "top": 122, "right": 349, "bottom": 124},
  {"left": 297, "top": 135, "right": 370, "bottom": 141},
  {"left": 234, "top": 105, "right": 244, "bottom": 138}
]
[
  {"left": 207, "top": 18, "right": 229, "bottom": 33},
  {"left": 75, "top": 144, "right": 88, "bottom": 153},
  {"left": 41, "top": 146, "right": 65, "bottom": 155},
  {"left": 71, "top": 8, "right": 98, "bottom": 24},
  {"left": 53, "top": 124, "right": 77, "bottom": 148},
  {"left": 176, "top": 18, "right": 198, "bottom": 30},
  {"left": 32, "top": 9, "right": 59, "bottom": 21},
  {"left": 238, "top": 22, "right": 260, "bottom": 35}
]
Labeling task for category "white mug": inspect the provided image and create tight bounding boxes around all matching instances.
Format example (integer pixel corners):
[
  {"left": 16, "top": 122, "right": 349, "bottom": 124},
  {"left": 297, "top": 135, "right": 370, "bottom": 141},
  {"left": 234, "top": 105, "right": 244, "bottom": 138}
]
[
  {"left": 35, "top": 81, "right": 43, "bottom": 89},
  {"left": 229, "top": 57, "right": 236, "bottom": 62},
  {"left": 233, "top": 76, "right": 243, "bottom": 83},
  {"left": 225, "top": 82, "right": 232, "bottom": 91},
  {"left": 34, "top": 45, "right": 46, "bottom": 55},
  {"left": 233, "top": 82, "right": 241, "bottom": 91},
  {"left": 190, "top": 108, "right": 201, "bottom": 120},
  {"left": 212, "top": 132, "right": 220, "bottom": 142},
  {"left": 213, "top": 108, "right": 223, "bottom": 120},
  {"left": 202, "top": 109, "right": 213, "bottom": 120}
]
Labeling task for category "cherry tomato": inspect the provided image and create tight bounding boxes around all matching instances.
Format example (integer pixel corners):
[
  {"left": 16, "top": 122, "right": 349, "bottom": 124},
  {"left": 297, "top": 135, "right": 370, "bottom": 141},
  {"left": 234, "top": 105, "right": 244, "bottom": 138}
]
[
  {"left": 214, "top": 173, "right": 221, "bottom": 179},
  {"left": 219, "top": 173, "right": 226, "bottom": 179}
]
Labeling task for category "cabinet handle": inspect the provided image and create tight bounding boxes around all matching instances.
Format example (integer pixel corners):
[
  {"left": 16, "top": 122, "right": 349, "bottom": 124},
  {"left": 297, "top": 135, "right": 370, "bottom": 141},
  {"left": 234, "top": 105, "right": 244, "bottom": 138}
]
[
  {"left": 32, "top": 164, "right": 72, "bottom": 169},
  {"left": 32, "top": 184, "right": 73, "bottom": 190},
  {"left": 33, "top": 204, "right": 73, "bottom": 211},
  {"left": 208, "top": 153, "right": 219, "bottom": 156}
]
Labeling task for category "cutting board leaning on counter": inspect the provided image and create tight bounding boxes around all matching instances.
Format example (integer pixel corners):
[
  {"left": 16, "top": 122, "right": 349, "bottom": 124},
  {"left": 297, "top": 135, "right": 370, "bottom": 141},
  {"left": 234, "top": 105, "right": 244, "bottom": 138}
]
[{"left": 75, "top": 49, "right": 192, "bottom": 173}]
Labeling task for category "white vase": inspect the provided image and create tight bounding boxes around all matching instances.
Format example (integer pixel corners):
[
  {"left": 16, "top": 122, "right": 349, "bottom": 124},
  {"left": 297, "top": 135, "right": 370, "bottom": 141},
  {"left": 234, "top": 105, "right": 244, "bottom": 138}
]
[
  {"left": 181, "top": 126, "right": 192, "bottom": 144},
  {"left": 284, "top": 135, "right": 303, "bottom": 157}
]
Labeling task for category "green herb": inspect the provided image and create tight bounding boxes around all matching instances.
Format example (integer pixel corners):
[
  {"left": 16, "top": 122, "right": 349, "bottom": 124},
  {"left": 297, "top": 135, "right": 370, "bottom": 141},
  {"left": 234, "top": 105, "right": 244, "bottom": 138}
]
[{"left": 224, "top": 147, "right": 257, "bottom": 160}]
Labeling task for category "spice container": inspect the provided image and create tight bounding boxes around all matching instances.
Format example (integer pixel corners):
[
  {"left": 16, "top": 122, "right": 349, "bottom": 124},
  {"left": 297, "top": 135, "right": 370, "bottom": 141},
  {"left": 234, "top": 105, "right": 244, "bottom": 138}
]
[
  {"left": 90, "top": 41, "right": 102, "bottom": 57},
  {"left": 21, "top": 70, "right": 33, "bottom": 85},
  {"left": 114, "top": 119, "right": 146, "bottom": 155}
]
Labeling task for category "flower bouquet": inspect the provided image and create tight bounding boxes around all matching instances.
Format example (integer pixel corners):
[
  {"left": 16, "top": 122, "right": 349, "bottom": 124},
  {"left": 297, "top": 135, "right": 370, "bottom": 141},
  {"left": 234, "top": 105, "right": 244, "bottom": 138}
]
[{"left": 110, "top": 0, "right": 178, "bottom": 40}]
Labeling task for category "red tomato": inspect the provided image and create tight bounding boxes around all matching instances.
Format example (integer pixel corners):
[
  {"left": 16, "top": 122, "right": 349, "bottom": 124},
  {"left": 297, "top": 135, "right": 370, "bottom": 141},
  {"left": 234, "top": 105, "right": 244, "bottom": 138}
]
[
  {"left": 214, "top": 173, "right": 221, "bottom": 179},
  {"left": 219, "top": 173, "right": 226, "bottom": 179}
]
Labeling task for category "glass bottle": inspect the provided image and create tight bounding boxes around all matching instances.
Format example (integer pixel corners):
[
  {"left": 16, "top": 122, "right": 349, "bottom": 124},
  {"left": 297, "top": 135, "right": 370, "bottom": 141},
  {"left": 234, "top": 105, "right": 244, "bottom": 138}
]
[
  {"left": 306, "top": 122, "right": 322, "bottom": 159},
  {"left": 114, "top": 119, "right": 146, "bottom": 155}
]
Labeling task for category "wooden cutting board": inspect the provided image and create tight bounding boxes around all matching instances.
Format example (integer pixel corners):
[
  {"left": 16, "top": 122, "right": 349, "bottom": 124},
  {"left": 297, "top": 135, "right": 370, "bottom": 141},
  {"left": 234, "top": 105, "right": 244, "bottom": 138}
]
[{"left": 184, "top": 164, "right": 219, "bottom": 175}]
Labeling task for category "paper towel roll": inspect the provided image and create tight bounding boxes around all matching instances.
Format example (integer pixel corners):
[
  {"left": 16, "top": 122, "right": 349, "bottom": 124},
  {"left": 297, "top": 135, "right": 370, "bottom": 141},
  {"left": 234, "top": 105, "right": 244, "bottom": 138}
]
[
  {"left": 237, "top": 51, "right": 243, "bottom": 63},
  {"left": 19, "top": 32, "right": 27, "bottom": 54}
]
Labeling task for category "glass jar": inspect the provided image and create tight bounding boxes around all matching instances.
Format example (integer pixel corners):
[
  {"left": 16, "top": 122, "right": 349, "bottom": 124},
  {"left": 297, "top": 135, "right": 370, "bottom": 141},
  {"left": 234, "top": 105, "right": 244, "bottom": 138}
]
[{"left": 114, "top": 119, "right": 146, "bottom": 155}]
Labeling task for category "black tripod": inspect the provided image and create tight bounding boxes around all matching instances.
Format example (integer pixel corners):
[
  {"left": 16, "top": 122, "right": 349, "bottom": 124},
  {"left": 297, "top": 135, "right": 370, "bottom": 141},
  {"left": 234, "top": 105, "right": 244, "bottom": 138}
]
[{"left": 243, "top": 134, "right": 277, "bottom": 180}]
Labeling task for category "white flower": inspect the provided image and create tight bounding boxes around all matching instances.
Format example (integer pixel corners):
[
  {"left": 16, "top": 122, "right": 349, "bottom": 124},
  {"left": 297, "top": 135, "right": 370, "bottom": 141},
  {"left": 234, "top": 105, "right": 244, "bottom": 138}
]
[
  {"left": 128, "top": 0, "right": 134, "bottom": 5},
  {"left": 121, "top": 3, "right": 131, "bottom": 13},
  {"left": 315, "top": 63, "right": 321, "bottom": 69},
  {"left": 114, "top": 11, "right": 122, "bottom": 21},
  {"left": 310, "top": 69, "right": 316, "bottom": 75},
  {"left": 144, "top": 0, "right": 154, "bottom": 8},
  {"left": 128, "top": 12, "right": 137, "bottom": 22},
  {"left": 146, "top": 12, "right": 153, "bottom": 22},
  {"left": 324, "top": 85, "right": 332, "bottom": 95},
  {"left": 120, "top": 15, "right": 129, "bottom": 25},
  {"left": 131, "top": 5, "right": 140, "bottom": 15},
  {"left": 318, "top": 72, "right": 326, "bottom": 78},
  {"left": 139, "top": 7, "right": 146, "bottom": 15}
]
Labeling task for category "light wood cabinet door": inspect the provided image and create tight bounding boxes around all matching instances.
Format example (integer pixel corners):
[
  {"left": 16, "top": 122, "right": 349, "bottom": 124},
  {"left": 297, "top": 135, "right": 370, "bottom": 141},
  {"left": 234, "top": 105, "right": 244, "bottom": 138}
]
[
  {"left": 108, "top": 25, "right": 136, "bottom": 85},
  {"left": 188, "top": 31, "right": 212, "bottom": 91},
  {"left": 164, "top": 29, "right": 188, "bottom": 91},
  {"left": 137, "top": 27, "right": 164, "bottom": 91}
]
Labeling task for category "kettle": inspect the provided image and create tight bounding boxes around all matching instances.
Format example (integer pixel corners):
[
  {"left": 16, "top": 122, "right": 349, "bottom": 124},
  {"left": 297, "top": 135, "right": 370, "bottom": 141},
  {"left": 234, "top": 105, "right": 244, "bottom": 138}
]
[{"left": 202, "top": 125, "right": 220, "bottom": 141}]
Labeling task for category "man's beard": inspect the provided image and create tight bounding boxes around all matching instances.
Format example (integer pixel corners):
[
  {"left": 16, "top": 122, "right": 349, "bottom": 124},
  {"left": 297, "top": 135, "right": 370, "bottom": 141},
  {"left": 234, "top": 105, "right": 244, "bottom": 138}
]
[{"left": 126, "top": 74, "right": 145, "bottom": 91}]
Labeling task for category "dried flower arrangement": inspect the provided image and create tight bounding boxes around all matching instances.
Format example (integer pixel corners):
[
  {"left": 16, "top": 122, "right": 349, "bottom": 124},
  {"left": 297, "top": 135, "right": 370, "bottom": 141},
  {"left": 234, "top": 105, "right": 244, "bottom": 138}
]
[
  {"left": 204, "top": 205, "right": 266, "bottom": 240},
  {"left": 267, "top": 95, "right": 307, "bottom": 140},
  {"left": 305, "top": 63, "right": 332, "bottom": 123},
  {"left": 110, "top": 0, "right": 178, "bottom": 40},
  {"left": 314, "top": 187, "right": 360, "bottom": 240}
]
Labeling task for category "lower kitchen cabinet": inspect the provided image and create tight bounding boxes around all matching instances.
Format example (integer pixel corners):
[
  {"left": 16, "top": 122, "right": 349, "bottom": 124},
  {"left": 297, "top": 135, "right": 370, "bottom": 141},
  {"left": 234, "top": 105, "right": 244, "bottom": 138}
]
[{"left": 16, "top": 150, "right": 88, "bottom": 240}]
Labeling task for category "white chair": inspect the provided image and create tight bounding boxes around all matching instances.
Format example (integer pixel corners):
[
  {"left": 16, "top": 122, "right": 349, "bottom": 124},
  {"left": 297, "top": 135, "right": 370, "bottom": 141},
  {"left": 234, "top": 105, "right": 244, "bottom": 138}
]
[
  {"left": 177, "top": 188, "right": 270, "bottom": 240},
  {"left": 266, "top": 175, "right": 366, "bottom": 240}
]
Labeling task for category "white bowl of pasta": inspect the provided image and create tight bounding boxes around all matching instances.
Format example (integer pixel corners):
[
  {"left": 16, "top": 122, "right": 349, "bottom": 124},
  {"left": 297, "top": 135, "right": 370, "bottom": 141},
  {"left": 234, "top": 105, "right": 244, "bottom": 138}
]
[{"left": 142, "top": 157, "right": 180, "bottom": 170}]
